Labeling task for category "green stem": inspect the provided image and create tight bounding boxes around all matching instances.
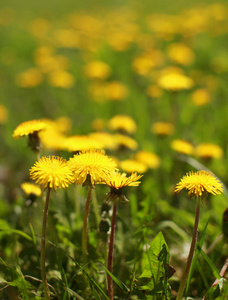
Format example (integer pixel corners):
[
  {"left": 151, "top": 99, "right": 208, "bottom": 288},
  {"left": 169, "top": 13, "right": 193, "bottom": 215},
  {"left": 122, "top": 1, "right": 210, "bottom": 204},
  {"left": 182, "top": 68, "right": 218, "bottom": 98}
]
[
  {"left": 40, "top": 186, "right": 51, "bottom": 300},
  {"left": 176, "top": 196, "right": 200, "bottom": 300},
  {"left": 107, "top": 202, "right": 117, "bottom": 300},
  {"left": 82, "top": 185, "right": 92, "bottom": 263},
  {"left": 91, "top": 188, "right": 100, "bottom": 228}
]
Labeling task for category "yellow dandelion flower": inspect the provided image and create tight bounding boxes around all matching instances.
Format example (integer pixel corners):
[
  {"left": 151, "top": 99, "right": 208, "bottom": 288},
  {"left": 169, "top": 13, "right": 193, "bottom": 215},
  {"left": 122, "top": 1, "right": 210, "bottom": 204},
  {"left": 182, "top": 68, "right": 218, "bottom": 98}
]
[
  {"left": 108, "top": 115, "right": 137, "bottom": 134},
  {"left": 194, "top": 143, "right": 224, "bottom": 159},
  {"left": 30, "top": 156, "right": 75, "bottom": 190},
  {"left": 158, "top": 72, "right": 194, "bottom": 92},
  {"left": 16, "top": 68, "right": 43, "bottom": 88},
  {"left": 166, "top": 43, "right": 195, "bottom": 66},
  {"left": 64, "top": 135, "right": 104, "bottom": 152},
  {"left": 21, "top": 182, "right": 42, "bottom": 197},
  {"left": 12, "top": 119, "right": 48, "bottom": 139},
  {"left": 115, "top": 134, "right": 138, "bottom": 151},
  {"left": 152, "top": 122, "right": 175, "bottom": 136},
  {"left": 48, "top": 70, "right": 75, "bottom": 88},
  {"left": 104, "top": 81, "right": 129, "bottom": 101},
  {"left": 134, "top": 150, "right": 161, "bottom": 169},
  {"left": 89, "top": 132, "right": 118, "bottom": 150},
  {"left": 120, "top": 159, "right": 148, "bottom": 174},
  {"left": 68, "top": 149, "right": 117, "bottom": 185},
  {"left": 175, "top": 170, "right": 223, "bottom": 198},
  {"left": 0, "top": 104, "right": 8, "bottom": 124},
  {"left": 84, "top": 61, "right": 111, "bottom": 80},
  {"left": 191, "top": 88, "right": 211, "bottom": 106},
  {"left": 171, "top": 139, "right": 194, "bottom": 155}
]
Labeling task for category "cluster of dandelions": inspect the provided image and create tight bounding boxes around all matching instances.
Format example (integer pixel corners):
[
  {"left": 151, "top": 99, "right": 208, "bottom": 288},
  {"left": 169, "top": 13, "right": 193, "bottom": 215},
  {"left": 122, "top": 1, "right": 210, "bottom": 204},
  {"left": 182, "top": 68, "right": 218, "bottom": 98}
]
[{"left": 28, "top": 150, "right": 142, "bottom": 300}]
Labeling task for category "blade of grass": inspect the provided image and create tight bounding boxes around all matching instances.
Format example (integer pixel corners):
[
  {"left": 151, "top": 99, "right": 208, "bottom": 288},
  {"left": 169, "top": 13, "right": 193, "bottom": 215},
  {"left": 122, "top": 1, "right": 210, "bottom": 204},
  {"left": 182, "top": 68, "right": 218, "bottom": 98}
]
[{"left": 103, "top": 265, "right": 130, "bottom": 293}]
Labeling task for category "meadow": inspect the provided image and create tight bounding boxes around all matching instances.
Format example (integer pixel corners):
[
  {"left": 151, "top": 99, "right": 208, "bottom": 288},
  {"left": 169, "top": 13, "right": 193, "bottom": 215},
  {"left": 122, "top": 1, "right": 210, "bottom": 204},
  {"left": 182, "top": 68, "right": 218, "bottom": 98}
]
[{"left": 0, "top": 0, "right": 228, "bottom": 299}]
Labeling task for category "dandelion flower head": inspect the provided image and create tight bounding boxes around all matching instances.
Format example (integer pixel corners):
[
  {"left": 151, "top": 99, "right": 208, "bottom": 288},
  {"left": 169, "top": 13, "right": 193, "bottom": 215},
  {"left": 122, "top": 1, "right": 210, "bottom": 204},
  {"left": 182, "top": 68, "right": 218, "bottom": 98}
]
[
  {"left": 175, "top": 170, "right": 223, "bottom": 198},
  {"left": 12, "top": 119, "right": 48, "bottom": 139},
  {"left": 108, "top": 115, "right": 137, "bottom": 134},
  {"left": 21, "top": 182, "right": 42, "bottom": 197},
  {"left": 30, "top": 156, "right": 75, "bottom": 190},
  {"left": 68, "top": 149, "right": 117, "bottom": 185},
  {"left": 194, "top": 143, "right": 224, "bottom": 159}
]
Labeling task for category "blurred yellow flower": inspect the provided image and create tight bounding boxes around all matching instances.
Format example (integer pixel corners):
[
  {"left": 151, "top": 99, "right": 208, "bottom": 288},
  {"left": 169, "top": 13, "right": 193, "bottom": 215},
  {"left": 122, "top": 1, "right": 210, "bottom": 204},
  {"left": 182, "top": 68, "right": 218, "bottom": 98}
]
[
  {"left": 158, "top": 72, "right": 194, "bottom": 91},
  {"left": 89, "top": 132, "right": 118, "bottom": 150},
  {"left": 30, "top": 156, "right": 75, "bottom": 190},
  {"left": 48, "top": 70, "right": 75, "bottom": 88},
  {"left": 68, "top": 149, "right": 117, "bottom": 185},
  {"left": 134, "top": 150, "right": 161, "bottom": 169},
  {"left": 84, "top": 61, "right": 111, "bottom": 80},
  {"left": 175, "top": 170, "right": 223, "bottom": 197},
  {"left": 120, "top": 159, "right": 148, "bottom": 174},
  {"left": 166, "top": 43, "right": 195, "bottom": 66},
  {"left": 115, "top": 134, "right": 138, "bottom": 151},
  {"left": 171, "top": 139, "right": 194, "bottom": 155},
  {"left": 191, "top": 88, "right": 211, "bottom": 106},
  {"left": 194, "top": 143, "right": 223, "bottom": 159},
  {"left": 104, "top": 81, "right": 129, "bottom": 101},
  {"left": 21, "top": 182, "right": 42, "bottom": 197},
  {"left": 64, "top": 135, "right": 104, "bottom": 152},
  {"left": 39, "top": 126, "right": 67, "bottom": 151},
  {"left": 152, "top": 122, "right": 175, "bottom": 136},
  {"left": 0, "top": 104, "right": 8, "bottom": 124},
  {"left": 16, "top": 68, "right": 43, "bottom": 88},
  {"left": 108, "top": 115, "right": 137, "bottom": 134}
]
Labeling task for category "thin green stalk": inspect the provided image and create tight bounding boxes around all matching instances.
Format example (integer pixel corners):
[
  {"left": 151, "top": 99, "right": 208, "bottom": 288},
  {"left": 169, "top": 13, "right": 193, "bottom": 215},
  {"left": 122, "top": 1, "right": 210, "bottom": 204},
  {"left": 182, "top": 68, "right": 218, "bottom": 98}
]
[
  {"left": 91, "top": 188, "right": 100, "bottom": 228},
  {"left": 107, "top": 202, "right": 117, "bottom": 300},
  {"left": 82, "top": 185, "right": 92, "bottom": 263},
  {"left": 40, "top": 186, "right": 51, "bottom": 300},
  {"left": 176, "top": 196, "right": 200, "bottom": 300}
]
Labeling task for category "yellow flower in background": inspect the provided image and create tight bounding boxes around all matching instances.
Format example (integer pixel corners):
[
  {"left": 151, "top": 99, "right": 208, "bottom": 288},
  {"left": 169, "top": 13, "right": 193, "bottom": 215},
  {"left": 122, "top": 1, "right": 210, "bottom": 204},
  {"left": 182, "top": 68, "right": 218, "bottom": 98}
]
[
  {"left": 104, "top": 81, "right": 129, "bottom": 101},
  {"left": 171, "top": 139, "right": 194, "bottom": 155},
  {"left": 54, "top": 117, "right": 72, "bottom": 134},
  {"left": 166, "top": 43, "right": 195, "bottom": 66},
  {"left": 108, "top": 115, "right": 137, "bottom": 134},
  {"left": 64, "top": 135, "right": 104, "bottom": 152},
  {"left": 115, "top": 134, "right": 138, "bottom": 151},
  {"left": 191, "top": 88, "right": 211, "bottom": 106},
  {"left": 84, "top": 61, "right": 111, "bottom": 80},
  {"left": 48, "top": 70, "right": 75, "bottom": 88},
  {"left": 194, "top": 143, "right": 223, "bottom": 159},
  {"left": 30, "top": 156, "right": 75, "bottom": 190},
  {"left": 21, "top": 182, "right": 42, "bottom": 197},
  {"left": 12, "top": 119, "right": 48, "bottom": 139},
  {"left": 39, "top": 126, "right": 67, "bottom": 151},
  {"left": 175, "top": 170, "right": 223, "bottom": 197},
  {"left": 68, "top": 149, "right": 117, "bottom": 185},
  {"left": 158, "top": 72, "right": 194, "bottom": 91},
  {"left": 120, "top": 159, "right": 148, "bottom": 174},
  {"left": 16, "top": 68, "right": 43, "bottom": 88},
  {"left": 0, "top": 104, "right": 8, "bottom": 124},
  {"left": 134, "top": 150, "right": 161, "bottom": 169},
  {"left": 89, "top": 132, "right": 118, "bottom": 150},
  {"left": 152, "top": 122, "right": 175, "bottom": 136}
]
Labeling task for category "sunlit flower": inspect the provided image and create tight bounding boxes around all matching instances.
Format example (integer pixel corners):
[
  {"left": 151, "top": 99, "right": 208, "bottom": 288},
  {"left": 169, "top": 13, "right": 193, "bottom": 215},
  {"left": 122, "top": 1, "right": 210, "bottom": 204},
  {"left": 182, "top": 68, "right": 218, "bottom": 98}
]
[
  {"left": 134, "top": 150, "right": 161, "bottom": 169},
  {"left": 171, "top": 139, "right": 194, "bottom": 155},
  {"left": 16, "top": 68, "right": 43, "bottom": 88},
  {"left": 158, "top": 72, "right": 194, "bottom": 91},
  {"left": 191, "top": 88, "right": 211, "bottom": 106},
  {"left": 120, "top": 159, "right": 148, "bottom": 174},
  {"left": 115, "top": 134, "right": 138, "bottom": 151},
  {"left": 84, "top": 61, "right": 111, "bottom": 80},
  {"left": 64, "top": 135, "right": 104, "bottom": 152},
  {"left": 175, "top": 170, "right": 223, "bottom": 198},
  {"left": 39, "top": 126, "right": 67, "bottom": 151},
  {"left": 152, "top": 122, "right": 175, "bottom": 136},
  {"left": 68, "top": 149, "right": 117, "bottom": 186},
  {"left": 166, "top": 43, "right": 195, "bottom": 66},
  {"left": 30, "top": 156, "right": 75, "bottom": 190},
  {"left": 194, "top": 143, "right": 224, "bottom": 159},
  {"left": 12, "top": 119, "right": 48, "bottom": 139},
  {"left": 108, "top": 115, "right": 137, "bottom": 134},
  {"left": 104, "top": 172, "right": 142, "bottom": 202},
  {"left": 21, "top": 182, "right": 42, "bottom": 197}
]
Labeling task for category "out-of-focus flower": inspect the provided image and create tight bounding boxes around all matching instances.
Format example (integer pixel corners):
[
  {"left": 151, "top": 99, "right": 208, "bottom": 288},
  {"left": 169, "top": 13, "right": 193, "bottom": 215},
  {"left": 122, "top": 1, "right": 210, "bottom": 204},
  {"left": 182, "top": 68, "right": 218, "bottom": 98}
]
[
  {"left": 134, "top": 150, "right": 161, "bottom": 169},
  {"left": 108, "top": 115, "right": 137, "bottom": 134},
  {"left": 152, "top": 122, "right": 175, "bottom": 136},
  {"left": 171, "top": 139, "right": 194, "bottom": 155},
  {"left": 115, "top": 134, "right": 138, "bottom": 151},
  {"left": 194, "top": 143, "right": 224, "bottom": 159},
  {"left": 64, "top": 135, "right": 104, "bottom": 152},
  {"left": 53, "top": 29, "right": 79, "bottom": 48},
  {"left": 120, "top": 159, "right": 148, "bottom": 174},
  {"left": 48, "top": 70, "right": 75, "bottom": 88},
  {"left": 89, "top": 132, "right": 118, "bottom": 150},
  {"left": 21, "top": 182, "right": 42, "bottom": 197},
  {"left": 16, "top": 68, "right": 43, "bottom": 88},
  {"left": 0, "top": 104, "right": 8, "bottom": 124},
  {"left": 84, "top": 61, "right": 111, "bottom": 80},
  {"left": 166, "top": 43, "right": 195, "bottom": 66},
  {"left": 104, "top": 81, "right": 129, "bottom": 101},
  {"left": 158, "top": 72, "right": 194, "bottom": 91},
  {"left": 191, "top": 88, "right": 211, "bottom": 106}
]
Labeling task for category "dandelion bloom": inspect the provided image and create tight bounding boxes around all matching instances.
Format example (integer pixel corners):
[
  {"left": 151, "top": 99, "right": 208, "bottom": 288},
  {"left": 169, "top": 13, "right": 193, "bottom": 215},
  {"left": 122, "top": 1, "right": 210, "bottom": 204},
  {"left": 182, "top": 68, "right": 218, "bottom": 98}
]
[
  {"left": 134, "top": 150, "right": 161, "bottom": 169},
  {"left": 12, "top": 119, "right": 48, "bottom": 139},
  {"left": 194, "top": 143, "right": 223, "bottom": 159},
  {"left": 108, "top": 115, "right": 137, "bottom": 134},
  {"left": 158, "top": 72, "right": 194, "bottom": 92},
  {"left": 68, "top": 149, "right": 117, "bottom": 185},
  {"left": 171, "top": 139, "right": 194, "bottom": 155},
  {"left": 30, "top": 156, "right": 75, "bottom": 190},
  {"left": 21, "top": 182, "right": 42, "bottom": 197},
  {"left": 120, "top": 159, "right": 148, "bottom": 174},
  {"left": 175, "top": 170, "right": 223, "bottom": 197},
  {"left": 152, "top": 122, "right": 174, "bottom": 136}
]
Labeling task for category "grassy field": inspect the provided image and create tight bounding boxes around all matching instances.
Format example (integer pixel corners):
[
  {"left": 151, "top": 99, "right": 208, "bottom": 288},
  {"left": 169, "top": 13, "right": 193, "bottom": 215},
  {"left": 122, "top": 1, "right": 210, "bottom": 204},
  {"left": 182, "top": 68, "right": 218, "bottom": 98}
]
[{"left": 0, "top": 0, "right": 228, "bottom": 299}]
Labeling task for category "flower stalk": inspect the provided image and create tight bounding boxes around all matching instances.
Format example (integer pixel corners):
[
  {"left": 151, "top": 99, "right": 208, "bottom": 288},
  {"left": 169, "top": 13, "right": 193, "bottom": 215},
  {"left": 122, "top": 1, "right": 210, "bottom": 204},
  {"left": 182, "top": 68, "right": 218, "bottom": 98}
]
[
  {"left": 176, "top": 196, "right": 200, "bottom": 300},
  {"left": 107, "top": 201, "right": 117, "bottom": 300},
  {"left": 40, "top": 186, "right": 51, "bottom": 300},
  {"left": 82, "top": 185, "right": 92, "bottom": 262}
]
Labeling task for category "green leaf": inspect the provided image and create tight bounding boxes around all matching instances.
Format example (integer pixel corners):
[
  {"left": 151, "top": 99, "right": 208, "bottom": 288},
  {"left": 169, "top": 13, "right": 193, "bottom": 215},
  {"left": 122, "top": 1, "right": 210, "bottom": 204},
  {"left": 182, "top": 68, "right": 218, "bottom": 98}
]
[{"left": 103, "top": 265, "right": 130, "bottom": 292}]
